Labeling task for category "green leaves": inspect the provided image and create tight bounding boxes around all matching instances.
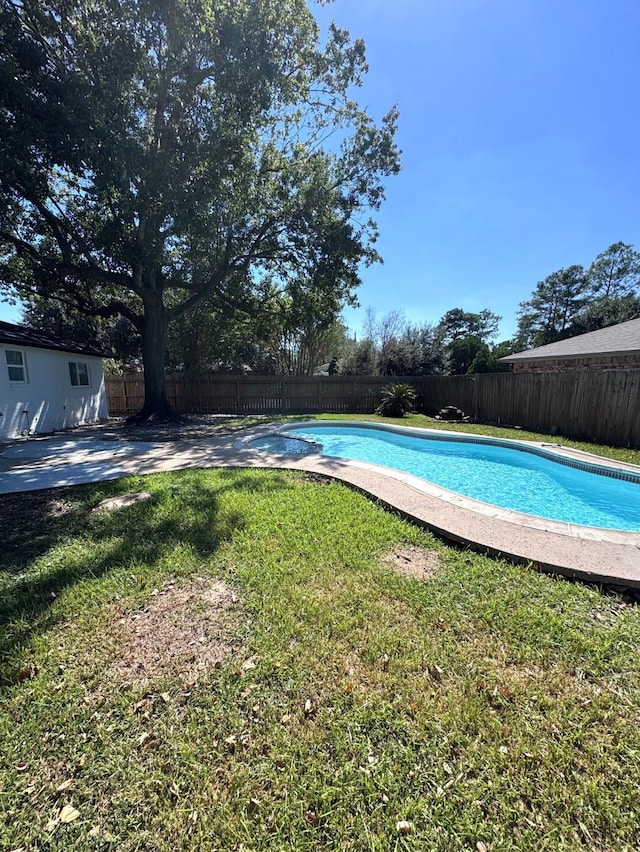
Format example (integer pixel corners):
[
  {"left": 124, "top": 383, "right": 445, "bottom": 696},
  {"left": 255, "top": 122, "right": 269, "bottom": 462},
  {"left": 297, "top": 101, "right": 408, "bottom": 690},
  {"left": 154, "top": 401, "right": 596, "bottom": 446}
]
[
  {"left": 376, "top": 383, "right": 417, "bottom": 418},
  {"left": 515, "top": 242, "right": 640, "bottom": 349},
  {"left": 1, "top": 0, "right": 400, "bottom": 417}
]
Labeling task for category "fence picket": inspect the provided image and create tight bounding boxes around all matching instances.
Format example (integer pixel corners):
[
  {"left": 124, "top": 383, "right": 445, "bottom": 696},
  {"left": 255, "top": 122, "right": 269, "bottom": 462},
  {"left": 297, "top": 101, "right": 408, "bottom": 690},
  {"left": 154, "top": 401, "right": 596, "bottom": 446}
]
[{"left": 105, "top": 370, "right": 640, "bottom": 448}]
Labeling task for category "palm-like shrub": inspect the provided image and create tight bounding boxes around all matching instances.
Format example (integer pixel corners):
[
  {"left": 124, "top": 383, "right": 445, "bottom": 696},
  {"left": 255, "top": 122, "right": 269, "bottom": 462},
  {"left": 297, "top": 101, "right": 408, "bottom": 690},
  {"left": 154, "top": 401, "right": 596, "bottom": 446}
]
[{"left": 376, "top": 383, "right": 417, "bottom": 417}]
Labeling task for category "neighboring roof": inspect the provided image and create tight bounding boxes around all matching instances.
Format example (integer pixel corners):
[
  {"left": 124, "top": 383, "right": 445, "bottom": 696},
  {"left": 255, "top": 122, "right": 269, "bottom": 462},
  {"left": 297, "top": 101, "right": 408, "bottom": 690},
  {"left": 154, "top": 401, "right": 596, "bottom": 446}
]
[
  {"left": 500, "top": 317, "right": 640, "bottom": 362},
  {"left": 0, "top": 320, "right": 111, "bottom": 358}
]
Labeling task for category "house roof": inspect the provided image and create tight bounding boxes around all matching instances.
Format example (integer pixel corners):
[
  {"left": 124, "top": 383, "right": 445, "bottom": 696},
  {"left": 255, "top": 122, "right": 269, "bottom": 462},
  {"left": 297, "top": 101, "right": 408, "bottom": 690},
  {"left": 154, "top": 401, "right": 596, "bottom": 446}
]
[
  {"left": 0, "top": 320, "right": 111, "bottom": 358},
  {"left": 500, "top": 317, "right": 640, "bottom": 362}
]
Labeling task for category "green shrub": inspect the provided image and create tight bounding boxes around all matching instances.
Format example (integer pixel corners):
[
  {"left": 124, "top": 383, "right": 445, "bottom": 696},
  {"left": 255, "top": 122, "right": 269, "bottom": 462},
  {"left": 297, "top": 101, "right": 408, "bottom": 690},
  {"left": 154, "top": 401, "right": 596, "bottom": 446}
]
[{"left": 375, "top": 382, "right": 417, "bottom": 417}]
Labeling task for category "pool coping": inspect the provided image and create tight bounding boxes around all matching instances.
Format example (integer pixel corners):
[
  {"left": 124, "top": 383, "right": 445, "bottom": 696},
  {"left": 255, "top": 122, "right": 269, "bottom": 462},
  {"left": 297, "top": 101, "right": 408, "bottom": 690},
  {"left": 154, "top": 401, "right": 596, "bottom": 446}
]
[
  {"left": 1, "top": 422, "right": 639, "bottom": 589},
  {"left": 237, "top": 421, "right": 640, "bottom": 588}
]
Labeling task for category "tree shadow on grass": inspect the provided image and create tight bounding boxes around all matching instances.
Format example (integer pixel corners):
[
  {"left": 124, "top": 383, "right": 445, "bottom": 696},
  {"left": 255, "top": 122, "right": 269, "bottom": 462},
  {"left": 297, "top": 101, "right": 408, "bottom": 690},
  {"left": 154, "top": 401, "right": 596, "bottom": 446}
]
[{"left": 0, "top": 467, "right": 296, "bottom": 686}]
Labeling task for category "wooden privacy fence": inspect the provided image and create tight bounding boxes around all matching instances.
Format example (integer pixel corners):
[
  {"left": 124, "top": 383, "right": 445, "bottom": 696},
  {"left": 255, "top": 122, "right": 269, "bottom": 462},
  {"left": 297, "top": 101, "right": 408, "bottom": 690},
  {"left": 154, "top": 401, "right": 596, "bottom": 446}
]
[
  {"left": 106, "top": 369, "right": 640, "bottom": 448},
  {"left": 106, "top": 374, "right": 409, "bottom": 417},
  {"left": 418, "top": 370, "right": 640, "bottom": 448}
]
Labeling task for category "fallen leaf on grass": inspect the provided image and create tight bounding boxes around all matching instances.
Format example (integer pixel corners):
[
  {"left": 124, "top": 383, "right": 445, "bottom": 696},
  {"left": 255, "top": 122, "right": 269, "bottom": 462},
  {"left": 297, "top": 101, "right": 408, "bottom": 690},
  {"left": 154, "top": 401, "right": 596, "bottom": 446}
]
[
  {"left": 428, "top": 663, "right": 444, "bottom": 681},
  {"left": 55, "top": 779, "right": 74, "bottom": 794},
  {"left": 89, "top": 826, "right": 116, "bottom": 842},
  {"left": 17, "top": 664, "right": 38, "bottom": 682},
  {"left": 46, "top": 803, "right": 81, "bottom": 832},
  {"left": 60, "top": 804, "right": 80, "bottom": 823},
  {"left": 137, "top": 731, "right": 155, "bottom": 748}
]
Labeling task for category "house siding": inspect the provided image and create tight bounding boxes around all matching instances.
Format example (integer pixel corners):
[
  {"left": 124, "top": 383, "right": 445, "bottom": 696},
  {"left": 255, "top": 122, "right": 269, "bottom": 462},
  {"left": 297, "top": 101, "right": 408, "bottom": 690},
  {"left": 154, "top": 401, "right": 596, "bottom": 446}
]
[
  {"left": 510, "top": 353, "right": 640, "bottom": 372},
  {"left": 0, "top": 346, "right": 108, "bottom": 438}
]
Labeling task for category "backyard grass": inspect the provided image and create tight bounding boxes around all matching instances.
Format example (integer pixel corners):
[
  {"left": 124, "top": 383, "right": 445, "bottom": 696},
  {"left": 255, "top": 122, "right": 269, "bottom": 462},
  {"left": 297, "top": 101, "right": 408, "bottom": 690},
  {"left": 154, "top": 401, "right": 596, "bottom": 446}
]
[{"left": 2, "top": 462, "right": 640, "bottom": 850}]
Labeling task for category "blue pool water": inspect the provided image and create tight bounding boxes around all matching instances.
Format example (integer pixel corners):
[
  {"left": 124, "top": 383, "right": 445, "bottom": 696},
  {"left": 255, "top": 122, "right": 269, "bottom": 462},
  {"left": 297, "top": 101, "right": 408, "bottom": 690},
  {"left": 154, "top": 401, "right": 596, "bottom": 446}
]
[
  {"left": 246, "top": 435, "right": 319, "bottom": 454},
  {"left": 286, "top": 424, "right": 640, "bottom": 531}
]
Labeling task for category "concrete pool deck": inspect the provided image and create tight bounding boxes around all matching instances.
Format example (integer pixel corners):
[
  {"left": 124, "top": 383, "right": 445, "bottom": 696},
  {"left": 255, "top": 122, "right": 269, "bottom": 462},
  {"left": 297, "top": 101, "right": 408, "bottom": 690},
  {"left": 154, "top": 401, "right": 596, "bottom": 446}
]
[{"left": 1, "top": 424, "right": 639, "bottom": 590}]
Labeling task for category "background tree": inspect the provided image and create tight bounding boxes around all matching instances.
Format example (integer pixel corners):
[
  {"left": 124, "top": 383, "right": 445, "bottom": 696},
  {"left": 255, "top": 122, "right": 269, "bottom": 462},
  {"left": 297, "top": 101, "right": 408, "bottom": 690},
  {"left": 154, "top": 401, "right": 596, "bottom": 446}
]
[
  {"left": 588, "top": 242, "right": 640, "bottom": 300},
  {"left": 576, "top": 242, "right": 640, "bottom": 332},
  {"left": 515, "top": 265, "right": 588, "bottom": 349},
  {"left": 514, "top": 244, "right": 640, "bottom": 349},
  {"left": 436, "top": 307, "right": 501, "bottom": 374},
  {"left": 569, "top": 293, "right": 640, "bottom": 336},
  {"left": 467, "top": 339, "right": 513, "bottom": 374},
  {"left": 365, "top": 309, "right": 405, "bottom": 375},
  {"left": 436, "top": 308, "right": 500, "bottom": 345},
  {"left": 383, "top": 321, "right": 444, "bottom": 375},
  {"left": 164, "top": 297, "right": 256, "bottom": 375},
  {"left": 447, "top": 336, "right": 486, "bottom": 375},
  {"left": 0, "top": 0, "right": 400, "bottom": 420},
  {"left": 342, "top": 310, "right": 445, "bottom": 376},
  {"left": 272, "top": 318, "right": 349, "bottom": 376},
  {"left": 340, "top": 335, "right": 378, "bottom": 375}
]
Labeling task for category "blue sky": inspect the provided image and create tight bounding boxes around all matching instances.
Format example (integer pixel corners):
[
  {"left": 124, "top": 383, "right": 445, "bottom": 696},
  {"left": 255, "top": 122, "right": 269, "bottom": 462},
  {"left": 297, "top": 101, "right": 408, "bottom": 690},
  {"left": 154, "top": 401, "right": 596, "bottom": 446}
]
[
  {"left": 316, "top": 0, "right": 640, "bottom": 340},
  {"left": 2, "top": 0, "right": 639, "bottom": 342}
]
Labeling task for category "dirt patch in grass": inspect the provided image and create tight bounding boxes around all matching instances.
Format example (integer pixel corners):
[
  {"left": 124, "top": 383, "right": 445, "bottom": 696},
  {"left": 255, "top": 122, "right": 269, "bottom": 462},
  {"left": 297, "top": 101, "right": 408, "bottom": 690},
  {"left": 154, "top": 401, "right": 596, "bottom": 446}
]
[
  {"left": 110, "top": 577, "right": 244, "bottom": 686},
  {"left": 382, "top": 544, "right": 442, "bottom": 581},
  {"left": 0, "top": 487, "right": 82, "bottom": 538}
]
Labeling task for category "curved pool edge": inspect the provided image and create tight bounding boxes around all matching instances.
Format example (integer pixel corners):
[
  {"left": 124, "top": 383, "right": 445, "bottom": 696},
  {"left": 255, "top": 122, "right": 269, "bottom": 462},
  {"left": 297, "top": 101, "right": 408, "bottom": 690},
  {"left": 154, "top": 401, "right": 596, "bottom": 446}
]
[
  {"left": 256, "top": 419, "right": 640, "bottom": 588},
  {"left": 2, "top": 423, "right": 639, "bottom": 590},
  {"left": 273, "top": 421, "right": 640, "bottom": 539},
  {"left": 268, "top": 450, "right": 640, "bottom": 590},
  {"left": 277, "top": 420, "right": 640, "bottom": 482}
]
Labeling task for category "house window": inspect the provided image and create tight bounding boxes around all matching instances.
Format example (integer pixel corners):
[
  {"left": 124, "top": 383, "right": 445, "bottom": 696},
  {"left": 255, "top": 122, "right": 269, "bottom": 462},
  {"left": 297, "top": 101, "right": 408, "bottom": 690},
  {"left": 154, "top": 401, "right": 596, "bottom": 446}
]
[
  {"left": 6, "top": 349, "right": 27, "bottom": 383},
  {"left": 69, "top": 361, "right": 90, "bottom": 387}
]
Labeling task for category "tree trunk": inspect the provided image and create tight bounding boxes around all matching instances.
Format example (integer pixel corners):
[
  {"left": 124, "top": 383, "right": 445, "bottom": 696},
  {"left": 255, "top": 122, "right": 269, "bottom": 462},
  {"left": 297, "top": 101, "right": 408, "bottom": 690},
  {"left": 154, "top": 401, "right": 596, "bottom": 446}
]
[{"left": 128, "top": 291, "right": 176, "bottom": 422}]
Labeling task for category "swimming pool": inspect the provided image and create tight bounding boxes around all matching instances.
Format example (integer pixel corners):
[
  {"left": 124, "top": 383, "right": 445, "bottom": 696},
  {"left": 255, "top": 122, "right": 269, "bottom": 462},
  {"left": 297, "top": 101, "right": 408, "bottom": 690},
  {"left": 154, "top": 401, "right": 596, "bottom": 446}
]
[{"left": 281, "top": 422, "right": 640, "bottom": 532}]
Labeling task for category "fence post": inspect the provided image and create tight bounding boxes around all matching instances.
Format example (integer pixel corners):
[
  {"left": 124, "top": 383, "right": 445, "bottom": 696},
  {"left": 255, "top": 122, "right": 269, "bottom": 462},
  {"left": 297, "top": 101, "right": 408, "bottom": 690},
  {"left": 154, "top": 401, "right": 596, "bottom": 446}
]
[{"left": 103, "top": 370, "right": 640, "bottom": 448}]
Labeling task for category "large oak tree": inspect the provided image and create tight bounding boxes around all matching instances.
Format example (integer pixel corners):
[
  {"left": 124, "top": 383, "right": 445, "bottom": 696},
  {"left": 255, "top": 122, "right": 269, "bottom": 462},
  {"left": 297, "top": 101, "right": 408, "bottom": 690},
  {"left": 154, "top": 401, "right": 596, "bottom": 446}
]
[{"left": 0, "top": 0, "right": 400, "bottom": 419}]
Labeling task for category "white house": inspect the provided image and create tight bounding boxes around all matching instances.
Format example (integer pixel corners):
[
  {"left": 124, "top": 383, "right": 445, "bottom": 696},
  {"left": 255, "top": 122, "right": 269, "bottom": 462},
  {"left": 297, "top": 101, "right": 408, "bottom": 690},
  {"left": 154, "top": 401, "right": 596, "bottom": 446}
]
[{"left": 0, "top": 321, "right": 110, "bottom": 439}]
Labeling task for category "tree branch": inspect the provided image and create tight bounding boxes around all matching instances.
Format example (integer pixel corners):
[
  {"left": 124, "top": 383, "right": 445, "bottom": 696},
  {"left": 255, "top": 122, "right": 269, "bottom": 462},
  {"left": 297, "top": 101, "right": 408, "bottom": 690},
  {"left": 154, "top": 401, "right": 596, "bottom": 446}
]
[{"left": 0, "top": 230, "right": 133, "bottom": 290}]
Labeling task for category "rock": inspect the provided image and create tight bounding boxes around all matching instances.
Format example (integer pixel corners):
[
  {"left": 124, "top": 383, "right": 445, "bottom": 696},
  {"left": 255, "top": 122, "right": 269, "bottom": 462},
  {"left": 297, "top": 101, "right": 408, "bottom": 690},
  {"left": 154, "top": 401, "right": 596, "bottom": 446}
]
[
  {"left": 436, "top": 406, "right": 467, "bottom": 422},
  {"left": 94, "top": 492, "right": 152, "bottom": 512}
]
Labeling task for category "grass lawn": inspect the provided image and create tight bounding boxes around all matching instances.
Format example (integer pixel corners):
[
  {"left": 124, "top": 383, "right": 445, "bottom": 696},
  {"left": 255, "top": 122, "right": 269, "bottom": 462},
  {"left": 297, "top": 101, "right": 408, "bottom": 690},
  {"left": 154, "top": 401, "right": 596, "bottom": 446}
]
[{"left": 2, "top": 422, "right": 640, "bottom": 850}]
